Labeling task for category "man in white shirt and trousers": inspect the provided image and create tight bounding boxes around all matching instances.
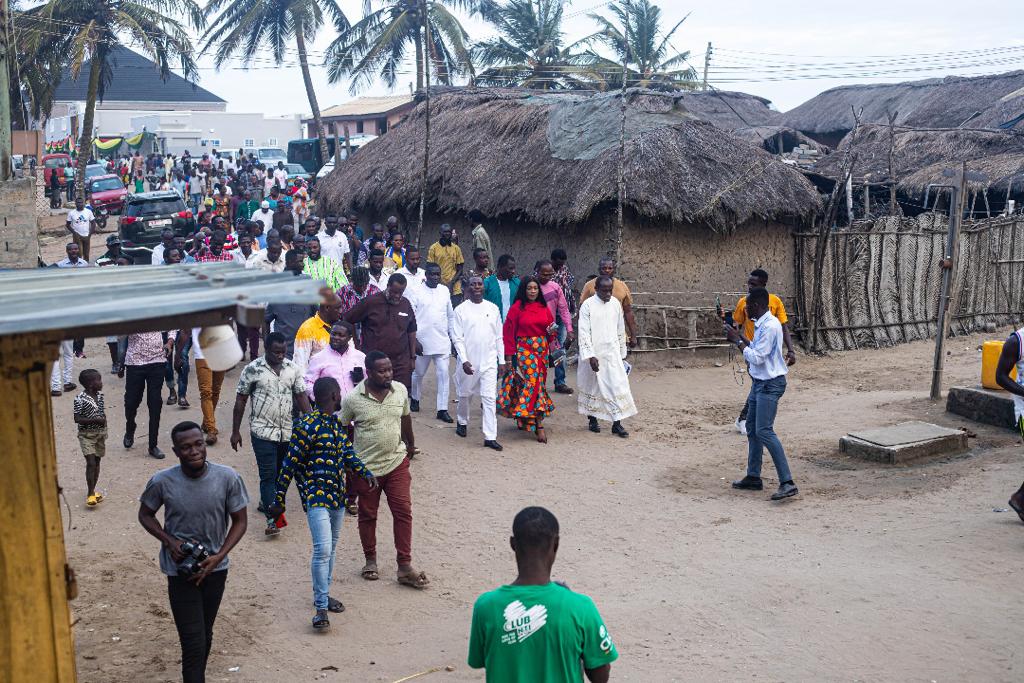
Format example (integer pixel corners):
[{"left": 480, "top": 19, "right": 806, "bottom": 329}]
[
  {"left": 410, "top": 263, "right": 455, "bottom": 423},
  {"left": 451, "top": 275, "right": 504, "bottom": 451},
  {"left": 725, "top": 287, "right": 799, "bottom": 500},
  {"left": 576, "top": 276, "right": 636, "bottom": 438}
]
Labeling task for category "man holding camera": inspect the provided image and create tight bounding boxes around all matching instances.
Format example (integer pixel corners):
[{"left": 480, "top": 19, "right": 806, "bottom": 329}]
[
  {"left": 725, "top": 287, "right": 799, "bottom": 500},
  {"left": 139, "top": 420, "right": 249, "bottom": 683}
]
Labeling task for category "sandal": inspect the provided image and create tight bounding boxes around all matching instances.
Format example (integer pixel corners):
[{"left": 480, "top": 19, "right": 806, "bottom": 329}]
[
  {"left": 86, "top": 494, "right": 97, "bottom": 507},
  {"left": 93, "top": 493, "right": 104, "bottom": 504},
  {"left": 397, "top": 569, "right": 430, "bottom": 589},
  {"left": 361, "top": 561, "right": 379, "bottom": 581},
  {"left": 326, "top": 597, "right": 345, "bottom": 613},
  {"left": 536, "top": 427, "right": 548, "bottom": 444},
  {"left": 345, "top": 502, "right": 358, "bottom": 515}
]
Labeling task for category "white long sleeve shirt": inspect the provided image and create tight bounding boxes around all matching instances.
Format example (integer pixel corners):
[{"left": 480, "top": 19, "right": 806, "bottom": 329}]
[
  {"left": 413, "top": 283, "right": 454, "bottom": 356},
  {"left": 742, "top": 311, "right": 788, "bottom": 381},
  {"left": 451, "top": 299, "right": 503, "bottom": 372}
]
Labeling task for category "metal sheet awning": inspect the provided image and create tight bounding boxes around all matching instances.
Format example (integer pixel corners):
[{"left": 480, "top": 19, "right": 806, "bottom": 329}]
[{"left": 0, "top": 263, "right": 324, "bottom": 340}]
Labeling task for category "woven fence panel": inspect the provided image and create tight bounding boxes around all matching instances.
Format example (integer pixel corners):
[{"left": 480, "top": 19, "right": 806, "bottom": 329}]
[{"left": 796, "top": 214, "right": 1024, "bottom": 351}]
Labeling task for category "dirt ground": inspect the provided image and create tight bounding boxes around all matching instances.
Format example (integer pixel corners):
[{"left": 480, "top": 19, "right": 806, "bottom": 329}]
[{"left": 47, "top": 237, "right": 1024, "bottom": 682}]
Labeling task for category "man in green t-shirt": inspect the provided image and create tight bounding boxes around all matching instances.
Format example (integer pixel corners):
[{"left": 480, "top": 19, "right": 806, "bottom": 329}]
[{"left": 468, "top": 507, "right": 618, "bottom": 682}]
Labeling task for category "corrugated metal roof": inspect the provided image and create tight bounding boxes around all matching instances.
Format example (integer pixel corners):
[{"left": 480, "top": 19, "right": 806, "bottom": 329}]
[
  {"left": 53, "top": 47, "right": 226, "bottom": 105},
  {"left": 319, "top": 95, "right": 414, "bottom": 119},
  {"left": 0, "top": 263, "right": 323, "bottom": 339}
]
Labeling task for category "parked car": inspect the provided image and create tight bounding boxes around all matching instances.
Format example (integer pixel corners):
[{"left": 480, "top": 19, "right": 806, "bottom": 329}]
[
  {"left": 253, "top": 147, "right": 287, "bottom": 167},
  {"left": 84, "top": 163, "right": 108, "bottom": 181},
  {"left": 284, "top": 163, "right": 313, "bottom": 187},
  {"left": 87, "top": 174, "right": 128, "bottom": 215},
  {"left": 42, "top": 153, "right": 72, "bottom": 196},
  {"left": 118, "top": 191, "right": 196, "bottom": 258}
]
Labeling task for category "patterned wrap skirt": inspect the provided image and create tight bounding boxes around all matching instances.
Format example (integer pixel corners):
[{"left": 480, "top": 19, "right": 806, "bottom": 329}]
[{"left": 498, "top": 335, "right": 555, "bottom": 432}]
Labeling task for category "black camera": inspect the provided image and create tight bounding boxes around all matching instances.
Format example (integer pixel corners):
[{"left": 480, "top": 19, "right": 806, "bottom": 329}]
[{"left": 177, "top": 540, "right": 211, "bottom": 577}]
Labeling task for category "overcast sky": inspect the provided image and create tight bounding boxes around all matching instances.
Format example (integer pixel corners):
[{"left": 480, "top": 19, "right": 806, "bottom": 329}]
[{"left": 187, "top": 0, "right": 1022, "bottom": 116}]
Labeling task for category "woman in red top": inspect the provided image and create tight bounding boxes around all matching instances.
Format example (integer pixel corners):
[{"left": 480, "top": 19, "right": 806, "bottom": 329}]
[{"left": 498, "top": 276, "right": 558, "bottom": 443}]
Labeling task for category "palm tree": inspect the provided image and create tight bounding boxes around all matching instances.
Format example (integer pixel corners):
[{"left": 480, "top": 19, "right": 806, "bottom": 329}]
[
  {"left": 20, "top": 0, "right": 202, "bottom": 198},
  {"left": 472, "top": 0, "right": 601, "bottom": 90},
  {"left": 203, "top": 0, "right": 349, "bottom": 169},
  {"left": 583, "top": 0, "right": 696, "bottom": 90},
  {"left": 324, "top": 0, "right": 480, "bottom": 95}
]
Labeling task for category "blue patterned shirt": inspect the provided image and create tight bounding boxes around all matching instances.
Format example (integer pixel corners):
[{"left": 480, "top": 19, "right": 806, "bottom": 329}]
[{"left": 275, "top": 409, "right": 373, "bottom": 511}]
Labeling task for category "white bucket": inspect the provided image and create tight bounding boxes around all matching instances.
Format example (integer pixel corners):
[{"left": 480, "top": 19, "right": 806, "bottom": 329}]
[{"left": 198, "top": 325, "right": 243, "bottom": 371}]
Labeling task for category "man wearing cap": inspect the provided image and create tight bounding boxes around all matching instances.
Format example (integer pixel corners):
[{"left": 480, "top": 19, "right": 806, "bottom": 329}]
[
  {"left": 251, "top": 200, "right": 274, "bottom": 234},
  {"left": 96, "top": 235, "right": 135, "bottom": 266}
]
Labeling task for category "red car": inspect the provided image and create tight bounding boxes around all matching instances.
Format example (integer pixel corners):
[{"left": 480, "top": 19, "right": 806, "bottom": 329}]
[
  {"left": 42, "top": 153, "right": 72, "bottom": 195},
  {"left": 86, "top": 174, "right": 128, "bottom": 214}
]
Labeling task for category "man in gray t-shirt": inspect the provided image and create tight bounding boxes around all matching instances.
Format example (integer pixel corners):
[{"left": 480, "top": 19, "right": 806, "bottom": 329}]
[{"left": 139, "top": 420, "right": 248, "bottom": 682}]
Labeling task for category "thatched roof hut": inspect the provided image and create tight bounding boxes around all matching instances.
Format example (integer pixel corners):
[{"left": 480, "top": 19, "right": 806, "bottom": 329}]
[
  {"left": 781, "top": 71, "right": 1024, "bottom": 147},
  {"left": 810, "top": 124, "right": 1024, "bottom": 200},
  {"left": 317, "top": 87, "right": 820, "bottom": 231}
]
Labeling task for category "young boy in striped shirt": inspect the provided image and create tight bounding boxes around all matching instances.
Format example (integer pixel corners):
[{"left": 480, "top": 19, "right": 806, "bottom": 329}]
[{"left": 74, "top": 369, "right": 107, "bottom": 507}]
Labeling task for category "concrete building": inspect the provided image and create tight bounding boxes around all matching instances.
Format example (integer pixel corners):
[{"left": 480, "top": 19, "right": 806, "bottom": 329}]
[
  {"left": 304, "top": 95, "right": 414, "bottom": 138},
  {"left": 46, "top": 46, "right": 302, "bottom": 155}
]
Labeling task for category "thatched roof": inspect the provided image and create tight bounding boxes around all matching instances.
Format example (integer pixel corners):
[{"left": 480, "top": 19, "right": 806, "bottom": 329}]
[
  {"left": 316, "top": 88, "right": 821, "bottom": 229},
  {"left": 809, "top": 123, "right": 1024, "bottom": 194},
  {"left": 781, "top": 71, "right": 1024, "bottom": 137}
]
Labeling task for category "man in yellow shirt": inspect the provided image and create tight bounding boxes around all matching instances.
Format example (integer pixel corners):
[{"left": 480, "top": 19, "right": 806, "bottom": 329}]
[
  {"left": 730, "top": 269, "right": 796, "bottom": 433},
  {"left": 427, "top": 224, "right": 465, "bottom": 306}
]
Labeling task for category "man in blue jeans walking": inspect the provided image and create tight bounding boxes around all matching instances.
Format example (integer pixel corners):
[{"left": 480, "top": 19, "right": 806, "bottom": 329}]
[
  {"left": 725, "top": 287, "right": 799, "bottom": 500},
  {"left": 269, "top": 377, "right": 377, "bottom": 629},
  {"left": 231, "top": 332, "right": 312, "bottom": 536}
]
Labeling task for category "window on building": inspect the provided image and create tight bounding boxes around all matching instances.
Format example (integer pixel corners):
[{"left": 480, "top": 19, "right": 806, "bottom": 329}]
[
  {"left": 356, "top": 121, "right": 364, "bottom": 134},
  {"left": 267, "top": 137, "right": 278, "bottom": 146},
  {"left": 243, "top": 138, "right": 255, "bottom": 148}
]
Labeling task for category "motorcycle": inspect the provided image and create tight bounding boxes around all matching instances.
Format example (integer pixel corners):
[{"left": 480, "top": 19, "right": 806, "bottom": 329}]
[{"left": 95, "top": 207, "right": 109, "bottom": 231}]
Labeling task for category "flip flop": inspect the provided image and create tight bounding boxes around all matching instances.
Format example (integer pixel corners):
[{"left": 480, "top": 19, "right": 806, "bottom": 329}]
[
  {"left": 397, "top": 570, "right": 430, "bottom": 590},
  {"left": 86, "top": 494, "right": 97, "bottom": 507},
  {"left": 93, "top": 493, "right": 104, "bottom": 504},
  {"left": 361, "top": 562, "right": 379, "bottom": 581}
]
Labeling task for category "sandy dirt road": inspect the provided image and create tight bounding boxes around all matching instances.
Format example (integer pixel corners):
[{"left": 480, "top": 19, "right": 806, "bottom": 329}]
[{"left": 44, "top": 237, "right": 1024, "bottom": 682}]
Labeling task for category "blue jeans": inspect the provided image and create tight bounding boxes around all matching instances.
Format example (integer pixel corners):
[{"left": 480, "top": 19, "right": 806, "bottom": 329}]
[
  {"left": 190, "top": 193, "right": 203, "bottom": 215},
  {"left": 553, "top": 321, "right": 568, "bottom": 386},
  {"left": 306, "top": 506, "right": 345, "bottom": 610},
  {"left": 176, "top": 337, "right": 192, "bottom": 398},
  {"left": 251, "top": 435, "right": 287, "bottom": 521},
  {"left": 745, "top": 376, "right": 793, "bottom": 483}
]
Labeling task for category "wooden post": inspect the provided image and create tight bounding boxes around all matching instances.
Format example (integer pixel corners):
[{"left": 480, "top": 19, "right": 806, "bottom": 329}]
[
  {"left": 416, "top": 0, "right": 431, "bottom": 248},
  {"left": 886, "top": 110, "right": 898, "bottom": 215},
  {"left": 930, "top": 162, "right": 966, "bottom": 401},
  {"left": 0, "top": 333, "right": 77, "bottom": 680},
  {"left": 863, "top": 180, "right": 870, "bottom": 217},
  {"left": 846, "top": 175, "right": 854, "bottom": 224},
  {"left": 702, "top": 42, "right": 712, "bottom": 91},
  {"left": 333, "top": 126, "right": 341, "bottom": 167},
  {"left": 0, "top": 0, "right": 11, "bottom": 181},
  {"left": 614, "top": 34, "right": 628, "bottom": 263},
  {"left": 343, "top": 124, "right": 352, "bottom": 161}
]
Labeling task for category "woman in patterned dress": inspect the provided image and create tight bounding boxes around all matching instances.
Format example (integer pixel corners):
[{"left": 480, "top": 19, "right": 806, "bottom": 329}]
[{"left": 498, "top": 276, "right": 558, "bottom": 443}]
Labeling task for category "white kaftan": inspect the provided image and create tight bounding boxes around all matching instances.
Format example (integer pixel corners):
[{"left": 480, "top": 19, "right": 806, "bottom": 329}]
[
  {"left": 576, "top": 295, "right": 637, "bottom": 422},
  {"left": 451, "top": 299, "right": 503, "bottom": 439},
  {"left": 410, "top": 283, "right": 454, "bottom": 408}
]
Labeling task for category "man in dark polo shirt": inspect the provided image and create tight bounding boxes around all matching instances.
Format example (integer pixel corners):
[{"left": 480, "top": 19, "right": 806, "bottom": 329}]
[
  {"left": 264, "top": 250, "right": 316, "bottom": 359},
  {"left": 344, "top": 273, "right": 418, "bottom": 390}
]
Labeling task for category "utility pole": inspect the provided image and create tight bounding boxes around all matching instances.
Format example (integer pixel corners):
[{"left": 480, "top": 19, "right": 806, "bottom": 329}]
[
  {"left": 416, "top": 0, "right": 431, "bottom": 248},
  {"left": 0, "top": 0, "right": 12, "bottom": 181},
  {"left": 702, "top": 42, "right": 712, "bottom": 91},
  {"left": 614, "top": 27, "right": 628, "bottom": 262},
  {"left": 930, "top": 162, "right": 967, "bottom": 400}
]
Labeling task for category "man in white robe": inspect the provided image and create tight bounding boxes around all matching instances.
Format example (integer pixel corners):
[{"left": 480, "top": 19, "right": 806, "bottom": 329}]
[
  {"left": 451, "top": 275, "right": 505, "bottom": 451},
  {"left": 577, "top": 275, "right": 637, "bottom": 437},
  {"left": 411, "top": 263, "right": 455, "bottom": 422}
]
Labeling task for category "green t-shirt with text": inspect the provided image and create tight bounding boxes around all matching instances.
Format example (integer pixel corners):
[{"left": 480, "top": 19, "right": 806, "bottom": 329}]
[{"left": 468, "top": 582, "right": 618, "bottom": 682}]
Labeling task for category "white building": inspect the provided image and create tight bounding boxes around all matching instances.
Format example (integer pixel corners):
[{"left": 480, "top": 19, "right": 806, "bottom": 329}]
[{"left": 47, "top": 46, "right": 302, "bottom": 155}]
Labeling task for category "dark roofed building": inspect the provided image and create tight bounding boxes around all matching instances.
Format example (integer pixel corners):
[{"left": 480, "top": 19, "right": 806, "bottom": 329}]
[{"left": 52, "top": 46, "right": 225, "bottom": 111}]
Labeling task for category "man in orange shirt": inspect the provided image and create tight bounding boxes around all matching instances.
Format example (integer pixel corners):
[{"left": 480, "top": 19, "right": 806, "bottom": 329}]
[{"left": 731, "top": 269, "right": 796, "bottom": 433}]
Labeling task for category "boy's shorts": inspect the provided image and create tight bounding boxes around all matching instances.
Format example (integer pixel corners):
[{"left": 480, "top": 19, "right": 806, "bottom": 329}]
[{"left": 78, "top": 429, "right": 107, "bottom": 459}]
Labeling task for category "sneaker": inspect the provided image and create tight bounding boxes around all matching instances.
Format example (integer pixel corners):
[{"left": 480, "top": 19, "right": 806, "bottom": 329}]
[
  {"left": 166, "top": 391, "right": 177, "bottom": 406},
  {"left": 410, "top": 399, "right": 420, "bottom": 412},
  {"left": 265, "top": 521, "right": 281, "bottom": 537},
  {"left": 771, "top": 482, "right": 799, "bottom": 500},
  {"left": 110, "top": 363, "right": 118, "bottom": 375},
  {"left": 731, "top": 476, "right": 763, "bottom": 491},
  {"left": 735, "top": 418, "right": 747, "bottom": 434}
]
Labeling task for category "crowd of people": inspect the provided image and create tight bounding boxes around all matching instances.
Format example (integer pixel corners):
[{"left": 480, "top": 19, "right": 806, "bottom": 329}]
[{"left": 58, "top": 195, "right": 810, "bottom": 681}]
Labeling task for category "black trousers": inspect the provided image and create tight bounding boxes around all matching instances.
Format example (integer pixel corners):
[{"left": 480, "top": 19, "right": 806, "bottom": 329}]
[
  {"left": 167, "top": 570, "right": 227, "bottom": 683},
  {"left": 124, "top": 362, "right": 164, "bottom": 448}
]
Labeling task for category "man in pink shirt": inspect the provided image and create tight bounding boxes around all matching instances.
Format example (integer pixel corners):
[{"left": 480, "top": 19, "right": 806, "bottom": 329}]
[
  {"left": 304, "top": 321, "right": 366, "bottom": 403},
  {"left": 537, "top": 259, "right": 575, "bottom": 394}
]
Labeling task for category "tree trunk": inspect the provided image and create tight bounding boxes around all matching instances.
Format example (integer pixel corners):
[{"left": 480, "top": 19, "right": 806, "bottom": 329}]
[
  {"left": 295, "top": 23, "right": 329, "bottom": 169},
  {"left": 414, "top": 21, "right": 424, "bottom": 90},
  {"left": 75, "top": 46, "right": 103, "bottom": 200}
]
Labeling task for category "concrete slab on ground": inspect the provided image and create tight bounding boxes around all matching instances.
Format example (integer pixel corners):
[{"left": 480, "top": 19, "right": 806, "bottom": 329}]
[
  {"left": 946, "top": 385, "right": 1016, "bottom": 430},
  {"left": 840, "top": 420, "right": 969, "bottom": 464}
]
